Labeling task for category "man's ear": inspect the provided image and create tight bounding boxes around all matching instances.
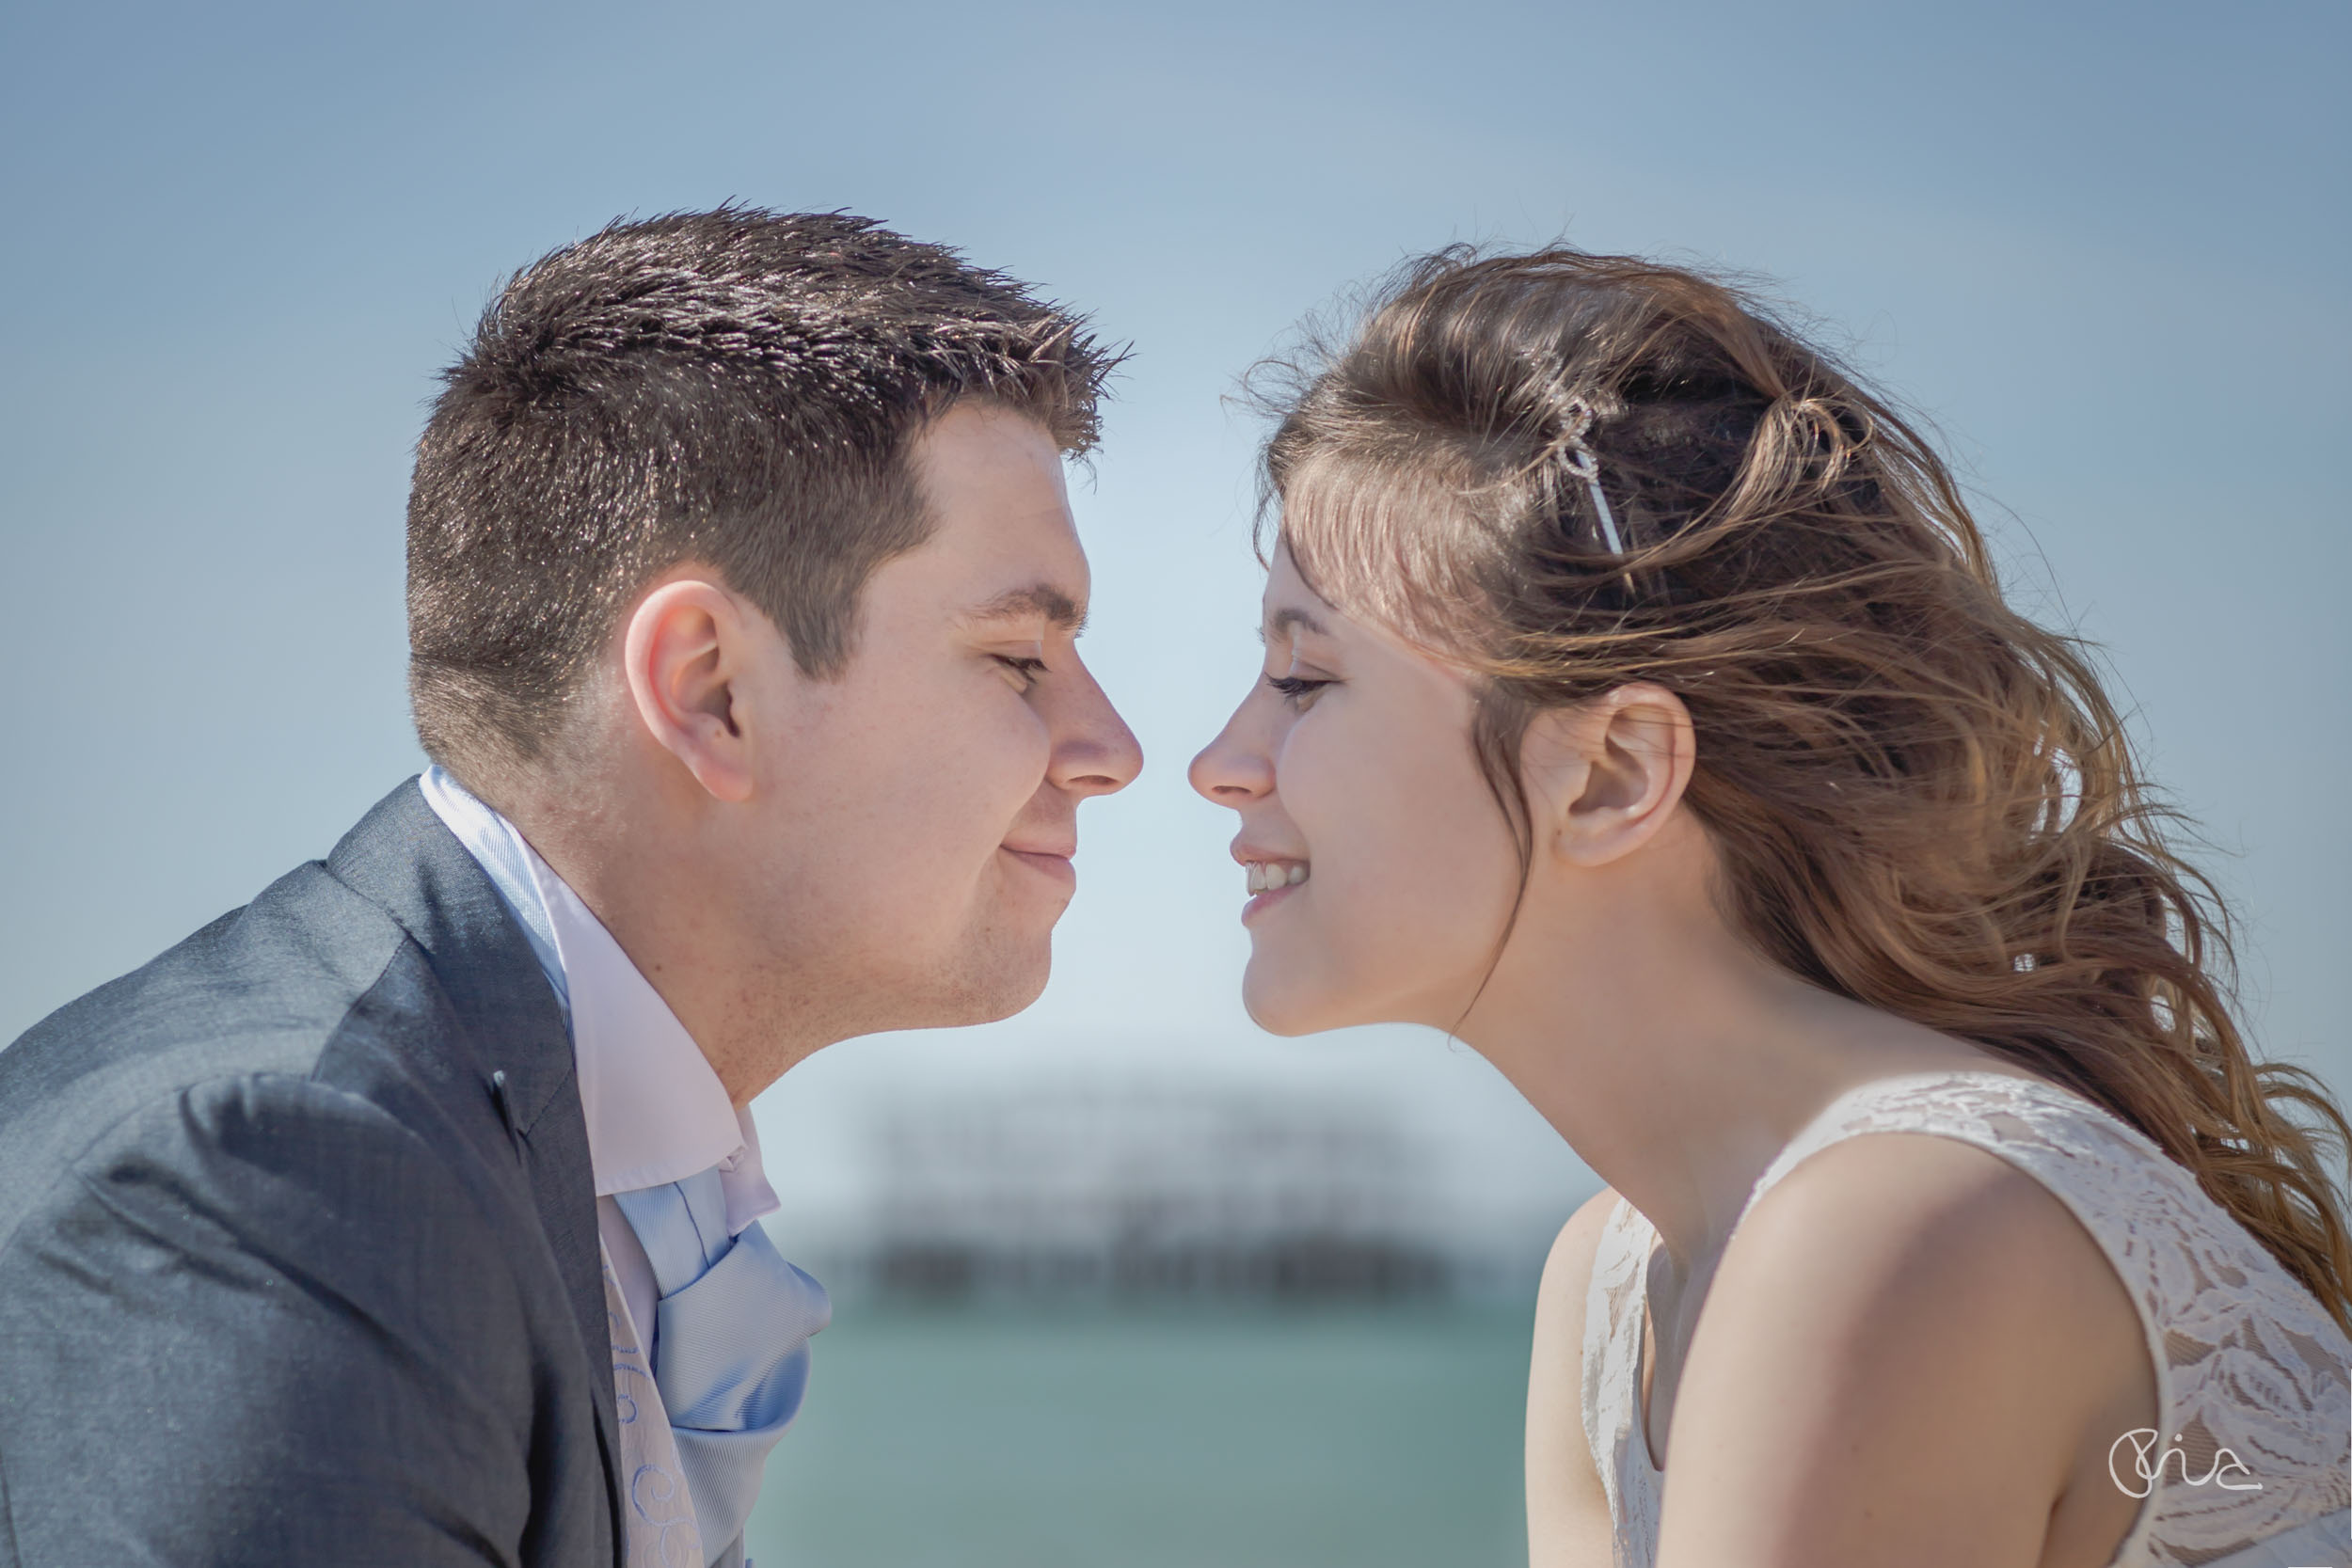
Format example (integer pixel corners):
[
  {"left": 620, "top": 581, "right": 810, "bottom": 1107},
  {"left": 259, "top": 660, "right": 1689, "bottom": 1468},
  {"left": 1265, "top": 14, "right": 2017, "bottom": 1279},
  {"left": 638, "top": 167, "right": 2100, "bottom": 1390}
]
[
  {"left": 621, "top": 576, "right": 759, "bottom": 804},
  {"left": 1520, "top": 683, "right": 1696, "bottom": 869}
]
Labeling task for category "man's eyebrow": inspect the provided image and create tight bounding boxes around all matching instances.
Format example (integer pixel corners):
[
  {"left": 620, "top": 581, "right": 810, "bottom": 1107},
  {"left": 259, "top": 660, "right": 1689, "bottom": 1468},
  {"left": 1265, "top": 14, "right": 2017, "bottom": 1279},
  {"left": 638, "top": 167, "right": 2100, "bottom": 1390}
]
[
  {"left": 1265, "top": 606, "right": 1328, "bottom": 641},
  {"left": 963, "top": 583, "right": 1088, "bottom": 633}
]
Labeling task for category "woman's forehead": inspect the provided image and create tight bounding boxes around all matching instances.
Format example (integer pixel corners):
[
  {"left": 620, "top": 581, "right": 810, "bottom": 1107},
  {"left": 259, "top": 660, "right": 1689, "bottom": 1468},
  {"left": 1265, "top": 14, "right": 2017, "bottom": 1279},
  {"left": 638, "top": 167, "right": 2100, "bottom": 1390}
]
[
  {"left": 1261, "top": 546, "right": 1335, "bottom": 631},
  {"left": 1260, "top": 549, "right": 1485, "bottom": 693}
]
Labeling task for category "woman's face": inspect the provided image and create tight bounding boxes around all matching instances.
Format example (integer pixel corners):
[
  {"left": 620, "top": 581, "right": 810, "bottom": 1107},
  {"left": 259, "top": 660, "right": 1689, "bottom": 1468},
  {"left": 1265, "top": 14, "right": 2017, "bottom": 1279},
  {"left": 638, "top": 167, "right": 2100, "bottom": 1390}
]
[{"left": 1187, "top": 546, "right": 1526, "bottom": 1035}]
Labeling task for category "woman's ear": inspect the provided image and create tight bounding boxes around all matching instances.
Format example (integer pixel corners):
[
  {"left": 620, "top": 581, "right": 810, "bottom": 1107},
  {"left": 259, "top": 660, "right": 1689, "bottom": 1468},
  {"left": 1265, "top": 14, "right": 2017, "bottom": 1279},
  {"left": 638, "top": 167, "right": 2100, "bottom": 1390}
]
[
  {"left": 622, "top": 575, "right": 759, "bottom": 803},
  {"left": 1521, "top": 683, "right": 1696, "bottom": 868}
]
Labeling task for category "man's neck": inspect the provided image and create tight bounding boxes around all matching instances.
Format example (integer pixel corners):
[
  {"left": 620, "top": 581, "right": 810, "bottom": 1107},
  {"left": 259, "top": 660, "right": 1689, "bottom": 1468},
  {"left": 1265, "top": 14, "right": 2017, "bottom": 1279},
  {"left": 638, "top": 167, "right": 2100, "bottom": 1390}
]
[{"left": 496, "top": 782, "right": 842, "bottom": 1107}]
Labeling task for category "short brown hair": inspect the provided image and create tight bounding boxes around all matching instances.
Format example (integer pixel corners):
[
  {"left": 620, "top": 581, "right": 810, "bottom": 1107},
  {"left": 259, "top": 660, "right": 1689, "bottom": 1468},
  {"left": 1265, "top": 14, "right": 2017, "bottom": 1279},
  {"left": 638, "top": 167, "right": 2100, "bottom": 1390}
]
[{"left": 406, "top": 207, "right": 1116, "bottom": 784}]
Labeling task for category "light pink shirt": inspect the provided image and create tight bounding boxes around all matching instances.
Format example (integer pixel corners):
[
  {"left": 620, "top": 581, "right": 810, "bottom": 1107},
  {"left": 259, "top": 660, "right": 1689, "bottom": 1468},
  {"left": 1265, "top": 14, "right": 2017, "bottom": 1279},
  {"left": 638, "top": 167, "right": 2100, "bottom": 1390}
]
[{"left": 418, "top": 768, "right": 779, "bottom": 1344}]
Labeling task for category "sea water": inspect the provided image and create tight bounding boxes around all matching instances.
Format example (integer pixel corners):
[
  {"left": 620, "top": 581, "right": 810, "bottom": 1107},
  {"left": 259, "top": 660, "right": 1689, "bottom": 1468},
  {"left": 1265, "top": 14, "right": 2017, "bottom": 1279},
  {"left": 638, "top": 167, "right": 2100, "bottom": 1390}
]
[{"left": 744, "top": 1301, "right": 1535, "bottom": 1568}]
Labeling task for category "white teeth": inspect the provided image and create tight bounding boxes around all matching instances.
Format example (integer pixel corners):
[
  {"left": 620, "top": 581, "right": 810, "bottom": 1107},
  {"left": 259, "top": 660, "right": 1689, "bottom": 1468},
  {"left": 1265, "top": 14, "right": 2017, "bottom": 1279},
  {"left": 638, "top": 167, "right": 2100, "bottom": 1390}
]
[{"left": 1245, "top": 861, "right": 1311, "bottom": 895}]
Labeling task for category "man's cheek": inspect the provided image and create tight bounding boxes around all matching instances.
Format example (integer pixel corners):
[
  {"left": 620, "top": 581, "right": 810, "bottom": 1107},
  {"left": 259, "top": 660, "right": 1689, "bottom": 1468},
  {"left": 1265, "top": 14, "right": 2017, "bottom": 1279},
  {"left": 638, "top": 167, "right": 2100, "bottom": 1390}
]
[{"left": 978, "top": 729, "right": 1055, "bottom": 814}]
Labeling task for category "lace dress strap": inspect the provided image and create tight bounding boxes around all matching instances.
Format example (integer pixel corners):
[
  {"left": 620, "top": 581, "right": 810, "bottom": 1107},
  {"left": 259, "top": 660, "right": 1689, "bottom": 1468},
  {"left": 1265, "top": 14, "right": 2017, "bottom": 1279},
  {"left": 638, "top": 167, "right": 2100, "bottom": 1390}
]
[
  {"left": 1580, "top": 1195, "right": 1664, "bottom": 1568},
  {"left": 1736, "top": 1069, "right": 2350, "bottom": 1567}
]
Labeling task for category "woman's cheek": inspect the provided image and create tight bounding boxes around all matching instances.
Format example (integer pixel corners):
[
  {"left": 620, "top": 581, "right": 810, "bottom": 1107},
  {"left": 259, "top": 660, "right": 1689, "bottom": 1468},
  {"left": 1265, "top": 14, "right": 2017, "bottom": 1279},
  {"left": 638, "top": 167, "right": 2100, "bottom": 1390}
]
[
  {"left": 1353, "top": 743, "right": 1519, "bottom": 991},
  {"left": 1290, "top": 729, "right": 1425, "bottom": 954}
]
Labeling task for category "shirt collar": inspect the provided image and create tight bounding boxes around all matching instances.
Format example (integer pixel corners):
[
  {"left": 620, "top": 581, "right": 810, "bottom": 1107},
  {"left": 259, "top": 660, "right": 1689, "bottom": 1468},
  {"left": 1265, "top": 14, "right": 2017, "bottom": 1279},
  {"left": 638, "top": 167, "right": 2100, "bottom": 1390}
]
[{"left": 418, "top": 768, "right": 778, "bottom": 1230}]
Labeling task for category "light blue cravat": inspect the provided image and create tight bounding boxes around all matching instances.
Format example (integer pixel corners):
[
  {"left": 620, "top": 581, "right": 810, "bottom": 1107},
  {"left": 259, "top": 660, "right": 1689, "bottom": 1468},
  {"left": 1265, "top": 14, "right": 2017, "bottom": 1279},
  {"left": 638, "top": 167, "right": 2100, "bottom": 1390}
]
[{"left": 612, "top": 1168, "right": 832, "bottom": 1565}]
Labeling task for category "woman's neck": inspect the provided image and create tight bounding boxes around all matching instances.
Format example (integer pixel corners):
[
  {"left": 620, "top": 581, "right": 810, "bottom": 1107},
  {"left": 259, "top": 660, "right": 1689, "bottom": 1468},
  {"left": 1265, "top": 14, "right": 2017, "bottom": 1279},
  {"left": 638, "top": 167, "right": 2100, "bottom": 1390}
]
[{"left": 1457, "top": 870, "right": 2011, "bottom": 1273}]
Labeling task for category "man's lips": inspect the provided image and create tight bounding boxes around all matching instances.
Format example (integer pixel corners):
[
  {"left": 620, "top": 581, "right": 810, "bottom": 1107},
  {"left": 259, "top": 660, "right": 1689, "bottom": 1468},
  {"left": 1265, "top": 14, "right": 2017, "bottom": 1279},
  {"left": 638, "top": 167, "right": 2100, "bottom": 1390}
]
[{"left": 1001, "top": 843, "right": 1076, "bottom": 888}]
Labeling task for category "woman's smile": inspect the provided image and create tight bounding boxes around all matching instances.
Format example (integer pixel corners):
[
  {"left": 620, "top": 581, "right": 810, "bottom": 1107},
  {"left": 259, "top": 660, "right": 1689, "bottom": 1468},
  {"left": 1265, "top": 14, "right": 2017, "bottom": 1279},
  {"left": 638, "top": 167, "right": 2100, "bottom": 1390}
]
[{"left": 1240, "top": 858, "right": 1311, "bottom": 923}]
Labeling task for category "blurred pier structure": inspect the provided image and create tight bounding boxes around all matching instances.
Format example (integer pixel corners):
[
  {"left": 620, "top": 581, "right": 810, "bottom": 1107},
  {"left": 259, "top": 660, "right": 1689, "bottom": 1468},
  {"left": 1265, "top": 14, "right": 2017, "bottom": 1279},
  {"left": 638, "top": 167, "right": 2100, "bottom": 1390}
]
[{"left": 797, "top": 1076, "right": 1567, "bottom": 1305}]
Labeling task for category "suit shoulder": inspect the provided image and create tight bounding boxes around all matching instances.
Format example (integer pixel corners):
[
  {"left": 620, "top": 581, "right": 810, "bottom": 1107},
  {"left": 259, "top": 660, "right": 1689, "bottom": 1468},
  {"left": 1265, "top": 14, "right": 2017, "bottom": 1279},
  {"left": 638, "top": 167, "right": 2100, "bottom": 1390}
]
[
  {"left": 0, "top": 866, "right": 439, "bottom": 1246},
  {"left": 2, "top": 859, "right": 408, "bottom": 1080},
  {"left": 0, "top": 1071, "right": 574, "bottom": 1564},
  {"left": 4, "top": 1069, "right": 516, "bottom": 1289}
]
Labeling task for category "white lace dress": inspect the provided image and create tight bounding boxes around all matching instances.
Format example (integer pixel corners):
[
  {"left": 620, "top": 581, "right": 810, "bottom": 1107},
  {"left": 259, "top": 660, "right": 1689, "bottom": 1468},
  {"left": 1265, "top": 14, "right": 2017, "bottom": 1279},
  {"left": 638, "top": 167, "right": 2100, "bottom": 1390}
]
[{"left": 1578, "top": 1069, "right": 2351, "bottom": 1567}]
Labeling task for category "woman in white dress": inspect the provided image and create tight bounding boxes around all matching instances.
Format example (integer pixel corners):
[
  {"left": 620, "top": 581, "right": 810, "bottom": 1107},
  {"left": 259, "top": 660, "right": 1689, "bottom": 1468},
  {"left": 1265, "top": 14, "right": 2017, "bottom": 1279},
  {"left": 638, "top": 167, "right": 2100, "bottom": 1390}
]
[{"left": 1188, "top": 246, "right": 2350, "bottom": 1567}]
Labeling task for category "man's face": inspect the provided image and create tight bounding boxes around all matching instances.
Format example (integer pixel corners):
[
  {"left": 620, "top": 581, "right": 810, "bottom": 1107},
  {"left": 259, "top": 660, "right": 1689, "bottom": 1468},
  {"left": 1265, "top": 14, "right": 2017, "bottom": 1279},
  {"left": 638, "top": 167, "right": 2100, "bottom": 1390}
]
[{"left": 739, "top": 401, "right": 1140, "bottom": 1030}]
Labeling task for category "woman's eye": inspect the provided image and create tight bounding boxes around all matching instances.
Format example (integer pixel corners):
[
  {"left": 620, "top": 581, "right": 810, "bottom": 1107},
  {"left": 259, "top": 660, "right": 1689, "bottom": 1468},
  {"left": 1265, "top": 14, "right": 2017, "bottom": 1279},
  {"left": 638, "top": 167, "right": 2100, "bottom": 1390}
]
[
  {"left": 994, "top": 655, "right": 1048, "bottom": 690},
  {"left": 1264, "top": 673, "right": 1333, "bottom": 705}
]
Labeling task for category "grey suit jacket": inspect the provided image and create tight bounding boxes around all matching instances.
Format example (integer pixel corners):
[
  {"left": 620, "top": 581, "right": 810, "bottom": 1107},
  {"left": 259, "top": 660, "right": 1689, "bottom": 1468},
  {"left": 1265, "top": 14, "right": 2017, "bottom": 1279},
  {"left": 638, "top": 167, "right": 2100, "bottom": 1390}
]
[{"left": 0, "top": 780, "right": 622, "bottom": 1565}]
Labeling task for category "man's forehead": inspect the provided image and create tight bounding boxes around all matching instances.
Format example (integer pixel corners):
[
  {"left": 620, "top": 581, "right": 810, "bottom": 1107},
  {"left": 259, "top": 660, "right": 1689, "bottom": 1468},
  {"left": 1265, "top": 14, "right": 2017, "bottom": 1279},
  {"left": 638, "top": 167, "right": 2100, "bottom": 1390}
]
[
  {"left": 911, "top": 401, "right": 1072, "bottom": 508},
  {"left": 901, "top": 412, "right": 1091, "bottom": 632}
]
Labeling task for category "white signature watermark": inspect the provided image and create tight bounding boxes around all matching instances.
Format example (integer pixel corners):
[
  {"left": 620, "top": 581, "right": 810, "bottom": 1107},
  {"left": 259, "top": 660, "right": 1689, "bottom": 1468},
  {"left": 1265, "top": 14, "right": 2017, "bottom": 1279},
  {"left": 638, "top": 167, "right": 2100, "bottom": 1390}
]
[{"left": 2107, "top": 1429, "right": 2264, "bottom": 1497}]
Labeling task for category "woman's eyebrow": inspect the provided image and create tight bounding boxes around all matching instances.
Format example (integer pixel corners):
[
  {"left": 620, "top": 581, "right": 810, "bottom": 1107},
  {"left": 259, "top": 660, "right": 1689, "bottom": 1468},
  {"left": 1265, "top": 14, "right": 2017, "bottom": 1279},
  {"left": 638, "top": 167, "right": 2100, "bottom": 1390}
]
[
  {"left": 962, "top": 583, "right": 1088, "bottom": 633},
  {"left": 1264, "top": 606, "right": 1328, "bottom": 640}
]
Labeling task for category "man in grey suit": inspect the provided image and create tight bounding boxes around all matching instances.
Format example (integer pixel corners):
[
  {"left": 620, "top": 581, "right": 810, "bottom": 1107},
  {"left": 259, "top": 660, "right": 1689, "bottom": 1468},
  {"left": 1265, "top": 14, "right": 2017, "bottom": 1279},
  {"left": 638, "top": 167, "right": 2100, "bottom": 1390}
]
[{"left": 0, "top": 209, "right": 1140, "bottom": 1565}]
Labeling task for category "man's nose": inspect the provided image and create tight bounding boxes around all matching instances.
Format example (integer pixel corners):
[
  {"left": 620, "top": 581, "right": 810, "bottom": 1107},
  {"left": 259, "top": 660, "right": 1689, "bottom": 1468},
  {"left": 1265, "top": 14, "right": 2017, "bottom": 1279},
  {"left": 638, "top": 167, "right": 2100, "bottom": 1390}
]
[{"left": 1050, "top": 665, "right": 1142, "bottom": 800}]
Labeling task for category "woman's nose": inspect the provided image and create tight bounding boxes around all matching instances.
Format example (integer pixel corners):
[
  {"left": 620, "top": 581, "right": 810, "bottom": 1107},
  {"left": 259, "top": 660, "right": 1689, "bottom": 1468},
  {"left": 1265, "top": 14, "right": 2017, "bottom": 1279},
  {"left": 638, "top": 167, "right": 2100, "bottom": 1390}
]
[{"left": 1188, "top": 707, "right": 1273, "bottom": 806}]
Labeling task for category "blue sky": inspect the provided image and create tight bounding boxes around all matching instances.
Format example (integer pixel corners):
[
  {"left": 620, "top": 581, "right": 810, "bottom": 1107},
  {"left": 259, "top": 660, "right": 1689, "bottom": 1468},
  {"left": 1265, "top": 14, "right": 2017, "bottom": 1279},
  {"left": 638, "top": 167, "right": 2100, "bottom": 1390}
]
[{"left": 4, "top": 0, "right": 2344, "bottom": 1219}]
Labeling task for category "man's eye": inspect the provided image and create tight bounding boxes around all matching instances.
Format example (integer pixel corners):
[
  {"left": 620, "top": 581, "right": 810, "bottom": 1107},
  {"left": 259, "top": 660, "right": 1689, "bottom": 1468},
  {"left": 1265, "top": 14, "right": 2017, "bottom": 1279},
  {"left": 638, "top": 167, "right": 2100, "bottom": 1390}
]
[
  {"left": 1264, "top": 673, "right": 1332, "bottom": 705},
  {"left": 995, "top": 655, "right": 1048, "bottom": 689}
]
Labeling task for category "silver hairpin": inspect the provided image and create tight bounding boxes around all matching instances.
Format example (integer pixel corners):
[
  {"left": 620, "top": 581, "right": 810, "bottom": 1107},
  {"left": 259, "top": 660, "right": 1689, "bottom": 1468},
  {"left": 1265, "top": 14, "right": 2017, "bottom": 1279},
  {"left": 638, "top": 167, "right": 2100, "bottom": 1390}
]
[{"left": 1558, "top": 396, "right": 1626, "bottom": 556}]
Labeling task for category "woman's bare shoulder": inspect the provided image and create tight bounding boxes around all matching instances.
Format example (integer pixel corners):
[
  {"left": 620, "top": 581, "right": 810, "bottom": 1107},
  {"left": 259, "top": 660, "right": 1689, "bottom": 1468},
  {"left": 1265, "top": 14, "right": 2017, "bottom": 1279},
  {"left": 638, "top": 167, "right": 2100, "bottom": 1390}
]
[
  {"left": 1657, "top": 1133, "right": 2153, "bottom": 1566},
  {"left": 1540, "top": 1186, "right": 1626, "bottom": 1313},
  {"left": 1729, "top": 1129, "right": 2130, "bottom": 1304},
  {"left": 1525, "top": 1186, "right": 1624, "bottom": 1568}
]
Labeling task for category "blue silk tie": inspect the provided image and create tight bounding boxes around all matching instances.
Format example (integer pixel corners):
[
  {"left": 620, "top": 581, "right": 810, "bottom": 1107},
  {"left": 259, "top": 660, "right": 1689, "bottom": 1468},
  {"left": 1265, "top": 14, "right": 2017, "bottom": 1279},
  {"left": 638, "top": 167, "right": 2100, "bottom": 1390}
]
[{"left": 612, "top": 1167, "right": 831, "bottom": 1564}]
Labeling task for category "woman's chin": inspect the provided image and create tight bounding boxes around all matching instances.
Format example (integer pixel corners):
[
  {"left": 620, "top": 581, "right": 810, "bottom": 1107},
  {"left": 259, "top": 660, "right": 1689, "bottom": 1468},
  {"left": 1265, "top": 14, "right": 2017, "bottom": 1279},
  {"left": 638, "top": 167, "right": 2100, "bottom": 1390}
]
[{"left": 1241, "top": 960, "right": 1353, "bottom": 1037}]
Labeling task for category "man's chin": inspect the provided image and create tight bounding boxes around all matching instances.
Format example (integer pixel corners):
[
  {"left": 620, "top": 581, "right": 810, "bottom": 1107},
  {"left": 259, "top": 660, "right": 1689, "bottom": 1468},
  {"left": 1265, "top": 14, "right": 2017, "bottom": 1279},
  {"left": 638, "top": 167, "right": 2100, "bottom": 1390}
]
[
  {"left": 854, "top": 917, "right": 1054, "bottom": 1032},
  {"left": 941, "top": 934, "right": 1053, "bottom": 1026}
]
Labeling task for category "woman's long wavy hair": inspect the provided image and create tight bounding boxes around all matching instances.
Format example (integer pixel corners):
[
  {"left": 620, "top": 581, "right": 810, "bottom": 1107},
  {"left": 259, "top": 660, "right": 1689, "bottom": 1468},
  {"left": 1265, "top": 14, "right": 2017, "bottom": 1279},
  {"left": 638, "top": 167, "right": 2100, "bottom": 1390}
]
[{"left": 1259, "top": 245, "right": 2352, "bottom": 1330}]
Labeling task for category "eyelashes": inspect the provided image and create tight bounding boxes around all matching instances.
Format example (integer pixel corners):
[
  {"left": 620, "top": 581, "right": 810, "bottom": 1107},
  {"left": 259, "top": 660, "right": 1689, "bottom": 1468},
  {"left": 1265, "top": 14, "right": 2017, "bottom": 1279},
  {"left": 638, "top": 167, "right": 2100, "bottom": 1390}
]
[
  {"left": 994, "top": 655, "right": 1048, "bottom": 691},
  {"left": 1264, "top": 673, "right": 1332, "bottom": 705}
]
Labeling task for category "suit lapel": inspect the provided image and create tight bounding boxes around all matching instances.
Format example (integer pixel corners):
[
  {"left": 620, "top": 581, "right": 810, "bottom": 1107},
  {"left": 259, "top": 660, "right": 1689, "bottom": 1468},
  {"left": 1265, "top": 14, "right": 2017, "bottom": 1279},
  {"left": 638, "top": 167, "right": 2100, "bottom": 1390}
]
[{"left": 324, "top": 778, "right": 625, "bottom": 1551}]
